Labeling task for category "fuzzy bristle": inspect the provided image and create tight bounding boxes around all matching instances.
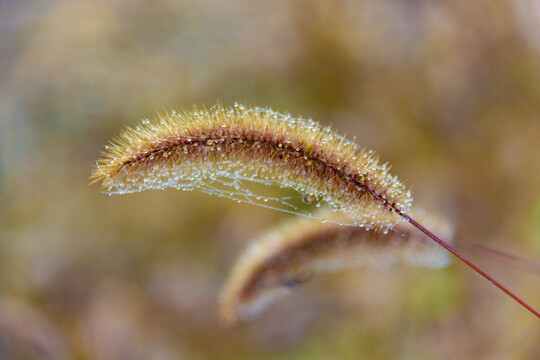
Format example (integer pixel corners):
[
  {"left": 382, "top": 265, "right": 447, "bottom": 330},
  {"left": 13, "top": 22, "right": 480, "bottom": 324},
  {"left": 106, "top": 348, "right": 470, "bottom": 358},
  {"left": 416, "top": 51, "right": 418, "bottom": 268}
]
[
  {"left": 219, "top": 210, "right": 454, "bottom": 323},
  {"left": 91, "top": 103, "right": 412, "bottom": 230}
]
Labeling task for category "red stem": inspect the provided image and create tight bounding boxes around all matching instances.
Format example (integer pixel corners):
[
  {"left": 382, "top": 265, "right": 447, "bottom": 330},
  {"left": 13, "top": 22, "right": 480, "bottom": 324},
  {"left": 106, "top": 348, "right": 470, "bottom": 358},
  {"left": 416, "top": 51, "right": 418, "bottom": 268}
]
[
  {"left": 458, "top": 241, "right": 540, "bottom": 277},
  {"left": 401, "top": 213, "right": 540, "bottom": 319}
]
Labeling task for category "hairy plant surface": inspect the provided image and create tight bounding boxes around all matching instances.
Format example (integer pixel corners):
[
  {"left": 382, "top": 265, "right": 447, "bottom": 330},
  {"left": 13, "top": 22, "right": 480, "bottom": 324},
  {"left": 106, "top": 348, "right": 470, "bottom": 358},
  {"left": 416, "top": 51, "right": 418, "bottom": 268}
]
[
  {"left": 92, "top": 103, "right": 540, "bottom": 319},
  {"left": 220, "top": 210, "right": 453, "bottom": 323},
  {"left": 92, "top": 103, "right": 412, "bottom": 230}
]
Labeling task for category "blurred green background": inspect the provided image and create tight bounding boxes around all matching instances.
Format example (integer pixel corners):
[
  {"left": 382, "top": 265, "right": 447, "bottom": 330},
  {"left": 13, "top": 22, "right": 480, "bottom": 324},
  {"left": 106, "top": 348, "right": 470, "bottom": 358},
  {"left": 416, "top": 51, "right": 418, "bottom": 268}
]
[{"left": 1, "top": 0, "right": 540, "bottom": 359}]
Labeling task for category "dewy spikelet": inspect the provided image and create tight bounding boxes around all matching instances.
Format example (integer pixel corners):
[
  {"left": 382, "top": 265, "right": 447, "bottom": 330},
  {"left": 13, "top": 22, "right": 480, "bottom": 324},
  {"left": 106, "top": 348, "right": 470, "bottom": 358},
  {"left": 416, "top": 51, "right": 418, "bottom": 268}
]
[
  {"left": 91, "top": 103, "right": 412, "bottom": 230},
  {"left": 219, "top": 210, "right": 454, "bottom": 323},
  {"left": 93, "top": 102, "right": 540, "bottom": 319}
]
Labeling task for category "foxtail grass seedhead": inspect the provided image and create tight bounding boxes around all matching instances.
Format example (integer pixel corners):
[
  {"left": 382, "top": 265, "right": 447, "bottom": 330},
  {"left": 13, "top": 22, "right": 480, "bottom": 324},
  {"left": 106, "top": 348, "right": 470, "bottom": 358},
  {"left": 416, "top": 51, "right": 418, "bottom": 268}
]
[
  {"left": 92, "top": 103, "right": 412, "bottom": 230},
  {"left": 92, "top": 102, "right": 540, "bottom": 319},
  {"left": 219, "top": 210, "right": 454, "bottom": 323}
]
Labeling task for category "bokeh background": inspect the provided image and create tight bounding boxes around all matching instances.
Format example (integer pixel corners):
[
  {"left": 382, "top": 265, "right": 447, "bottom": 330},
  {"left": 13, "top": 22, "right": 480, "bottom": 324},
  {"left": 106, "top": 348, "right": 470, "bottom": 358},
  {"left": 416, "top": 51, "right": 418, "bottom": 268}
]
[{"left": 1, "top": 0, "right": 540, "bottom": 359}]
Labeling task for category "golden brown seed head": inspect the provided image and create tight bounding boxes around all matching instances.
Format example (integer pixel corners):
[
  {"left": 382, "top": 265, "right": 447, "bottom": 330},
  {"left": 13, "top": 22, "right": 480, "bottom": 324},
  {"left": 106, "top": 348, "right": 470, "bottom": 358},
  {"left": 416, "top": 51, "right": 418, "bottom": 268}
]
[
  {"left": 219, "top": 210, "right": 454, "bottom": 323},
  {"left": 91, "top": 103, "right": 413, "bottom": 229}
]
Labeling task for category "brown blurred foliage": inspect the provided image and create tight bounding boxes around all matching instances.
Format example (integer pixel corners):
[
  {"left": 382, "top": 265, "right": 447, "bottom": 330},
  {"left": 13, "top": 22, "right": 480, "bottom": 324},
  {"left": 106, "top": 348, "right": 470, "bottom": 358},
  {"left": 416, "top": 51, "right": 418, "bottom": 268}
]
[{"left": 1, "top": 0, "right": 540, "bottom": 359}]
